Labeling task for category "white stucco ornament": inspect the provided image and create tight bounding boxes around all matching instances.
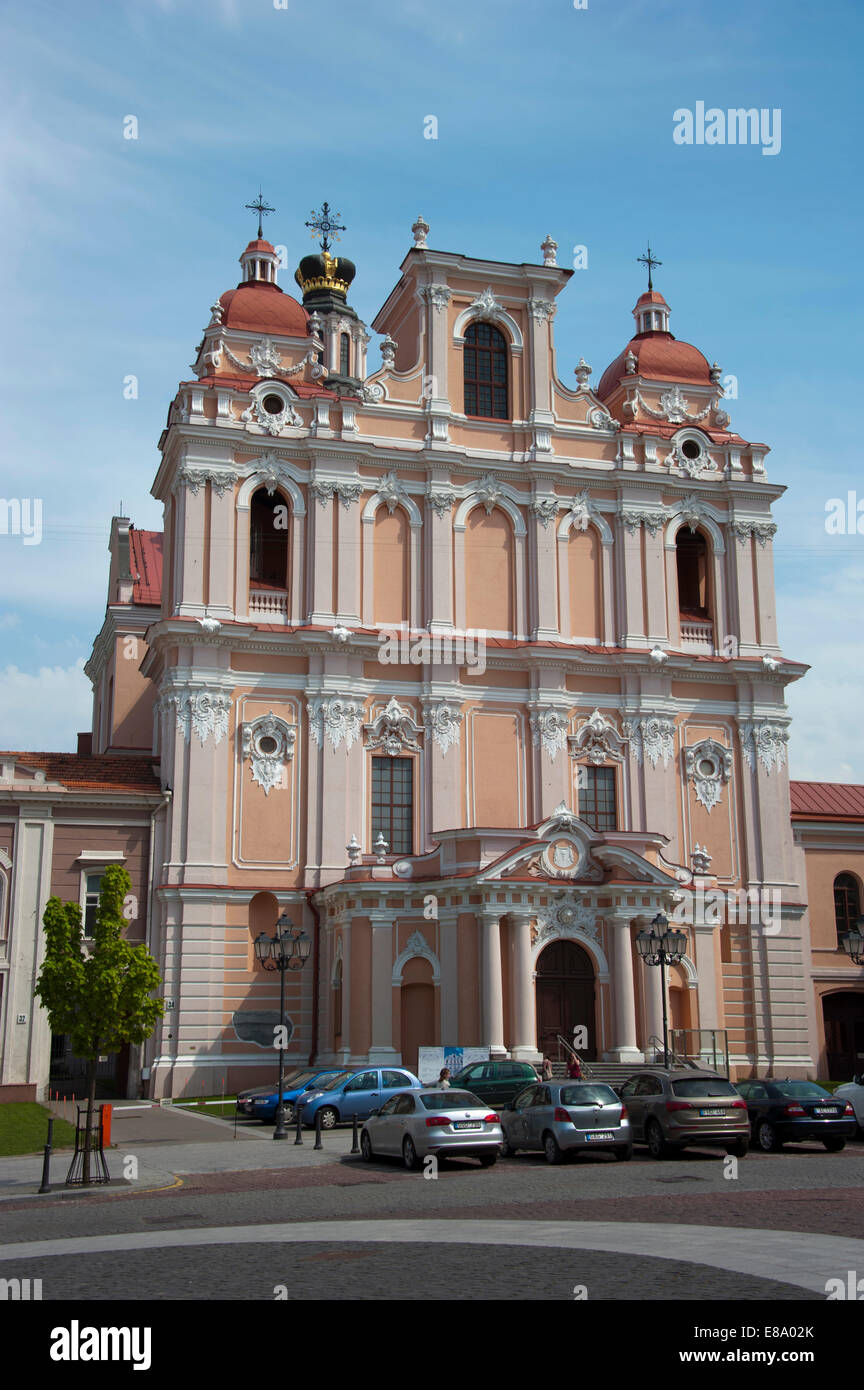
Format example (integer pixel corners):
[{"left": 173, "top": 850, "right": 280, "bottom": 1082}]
[
  {"left": 365, "top": 698, "right": 423, "bottom": 757},
  {"left": 570, "top": 709, "right": 628, "bottom": 764},
  {"left": 169, "top": 690, "right": 231, "bottom": 747},
  {"left": 685, "top": 738, "right": 733, "bottom": 812},
  {"left": 738, "top": 720, "right": 789, "bottom": 774},
  {"left": 624, "top": 715, "right": 676, "bottom": 769},
  {"left": 242, "top": 713, "right": 296, "bottom": 795},
  {"left": 423, "top": 702, "right": 463, "bottom": 756},
  {"left": 531, "top": 708, "right": 569, "bottom": 760},
  {"left": 307, "top": 697, "right": 363, "bottom": 751}
]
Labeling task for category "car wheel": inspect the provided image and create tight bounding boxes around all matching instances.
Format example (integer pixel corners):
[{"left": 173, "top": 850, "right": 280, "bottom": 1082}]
[
  {"left": 756, "top": 1120, "right": 780, "bottom": 1153},
  {"left": 823, "top": 1137, "right": 845, "bottom": 1153},
  {"left": 478, "top": 1152, "right": 497, "bottom": 1168},
  {"left": 543, "top": 1131, "right": 563, "bottom": 1165},
  {"left": 282, "top": 1104, "right": 295, "bottom": 1124},
  {"left": 402, "top": 1135, "right": 421, "bottom": 1171},
  {"left": 614, "top": 1144, "right": 633, "bottom": 1162},
  {"left": 360, "top": 1130, "right": 374, "bottom": 1162},
  {"left": 646, "top": 1119, "right": 669, "bottom": 1160},
  {"left": 726, "top": 1139, "right": 748, "bottom": 1159},
  {"left": 499, "top": 1133, "right": 517, "bottom": 1158},
  {"left": 317, "top": 1106, "right": 338, "bottom": 1131}
]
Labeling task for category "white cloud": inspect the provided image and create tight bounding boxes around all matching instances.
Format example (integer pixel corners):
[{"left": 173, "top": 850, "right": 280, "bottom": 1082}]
[{"left": 0, "top": 661, "right": 92, "bottom": 753}]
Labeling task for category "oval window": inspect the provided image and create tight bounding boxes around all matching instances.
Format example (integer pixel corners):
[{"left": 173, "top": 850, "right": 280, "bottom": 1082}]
[{"left": 262, "top": 394, "right": 284, "bottom": 416}]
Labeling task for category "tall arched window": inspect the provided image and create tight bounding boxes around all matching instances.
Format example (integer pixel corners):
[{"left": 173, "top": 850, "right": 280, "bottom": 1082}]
[
  {"left": 676, "top": 527, "right": 710, "bottom": 619},
  {"left": 250, "top": 487, "right": 289, "bottom": 589},
  {"left": 464, "top": 321, "right": 508, "bottom": 419},
  {"left": 834, "top": 873, "right": 861, "bottom": 945},
  {"left": 339, "top": 332, "right": 351, "bottom": 376}
]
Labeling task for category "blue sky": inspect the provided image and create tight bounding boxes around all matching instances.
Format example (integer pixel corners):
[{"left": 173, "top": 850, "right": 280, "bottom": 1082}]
[{"left": 1, "top": 0, "right": 861, "bottom": 778}]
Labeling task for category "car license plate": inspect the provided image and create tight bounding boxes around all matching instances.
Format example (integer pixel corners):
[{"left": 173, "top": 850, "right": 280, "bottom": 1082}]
[
  {"left": 585, "top": 1131, "right": 615, "bottom": 1141},
  {"left": 699, "top": 1108, "right": 725, "bottom": 1116},
  {"left": 814, "top": 1107, "right": 837, "bottom": 1116},
  {"left": 453, "top": 1121, "right": 482, "bottom": 1130}
]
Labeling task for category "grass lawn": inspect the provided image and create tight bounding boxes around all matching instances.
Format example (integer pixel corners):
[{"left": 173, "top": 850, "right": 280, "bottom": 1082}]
[{"left": 0, "top": 1103, "right": 77, "bottom": 1157}]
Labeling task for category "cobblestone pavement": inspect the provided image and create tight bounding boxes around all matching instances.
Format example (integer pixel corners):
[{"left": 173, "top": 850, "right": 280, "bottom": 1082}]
[{"left": 1, "top": 1135, "right": 861, "bottom": 1303}]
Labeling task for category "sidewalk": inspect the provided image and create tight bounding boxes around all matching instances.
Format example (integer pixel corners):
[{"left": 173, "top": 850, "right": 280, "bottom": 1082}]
[{"left": 0, "top": 1102, "right": 358, "bottom": 1201}]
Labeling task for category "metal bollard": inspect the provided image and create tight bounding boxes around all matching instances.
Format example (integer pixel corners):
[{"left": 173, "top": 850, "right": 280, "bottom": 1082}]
[
  {"left": 351, "top": 1113, "right": 360, "bottom": 1154},
  {"left": 314, "top": 1110, "right": 324, "bottom": 1150},
  {"left": 294, "top": 1104, "right": 303, "bottom": 1146},
  {"left": 38, "top": 1117, "right": 54, "bottom": 1194}
]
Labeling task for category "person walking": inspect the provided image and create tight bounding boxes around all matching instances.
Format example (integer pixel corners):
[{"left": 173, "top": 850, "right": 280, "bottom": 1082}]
[
  {"left": 541, "top": 1057, "right": 554, "bottom": 1081},
  {"left": 567, "top": 1056, "right": 582, "bottom": 1080}
]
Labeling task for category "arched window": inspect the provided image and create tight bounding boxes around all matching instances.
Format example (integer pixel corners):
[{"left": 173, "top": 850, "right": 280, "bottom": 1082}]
[
  {"left": 249, "top": 487, "right": 289, "bottom": 589},
  {"left": 676, "top": 528, "right": 710, "bottom": 619},
  {"left": 339, "top": 332, "right": 351, "bottom": 376},
  {"left": 464, "top": 321, "right": 508, "bottom": 419},
  {"left": 834, "top": 873, "right": 861, "bottom": 944}
]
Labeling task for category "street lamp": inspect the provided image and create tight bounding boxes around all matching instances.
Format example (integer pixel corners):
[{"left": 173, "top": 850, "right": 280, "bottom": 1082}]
[
  {"left": 254, "top": 913, "right": 312, "bottom": 1140},
  {"left": 635, "top": 912, "right": 689, "bottom": 1068},
  {"left": 839, "top": 916, "right": 864, "bottom": 965}
]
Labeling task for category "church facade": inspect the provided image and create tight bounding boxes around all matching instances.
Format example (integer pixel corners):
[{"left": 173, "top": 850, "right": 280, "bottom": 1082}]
[{"left": 2, "top": 212, "right": 863, "bottom": 1101}]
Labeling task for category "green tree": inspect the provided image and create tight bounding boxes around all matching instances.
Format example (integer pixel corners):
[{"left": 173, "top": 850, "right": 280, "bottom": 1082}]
[{"left": 34, "top": 865, "right": 163, "bottom": 1184}]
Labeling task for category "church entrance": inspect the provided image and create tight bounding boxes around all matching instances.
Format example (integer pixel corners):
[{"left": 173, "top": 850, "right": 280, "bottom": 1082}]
[
  {"left": 822, "top": 992, "right": 864, "bottom": 1079},
  {"left": 535, "top": 940, "right": 596, "bottom": 1061}
]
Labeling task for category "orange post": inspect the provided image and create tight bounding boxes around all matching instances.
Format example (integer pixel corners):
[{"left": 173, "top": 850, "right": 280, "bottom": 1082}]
[{"left": 101, "top": 1103, "right": 112, "bottom": 1147}]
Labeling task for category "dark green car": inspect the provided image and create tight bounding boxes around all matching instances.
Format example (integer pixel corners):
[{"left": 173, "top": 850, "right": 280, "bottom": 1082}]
[{"left": 449, "top": 1061, "right": 540, "bottom": 1108}]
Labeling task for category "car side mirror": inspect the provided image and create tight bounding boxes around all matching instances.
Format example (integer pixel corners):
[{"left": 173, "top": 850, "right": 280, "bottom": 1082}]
[{"left": 369, "top": 1108, "right": 380, "bottom": 1117}]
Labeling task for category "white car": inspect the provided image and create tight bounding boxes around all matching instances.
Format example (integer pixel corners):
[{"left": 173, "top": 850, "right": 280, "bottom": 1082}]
[{"left": 833, "top": 1077, "right": 864, "bottom": 1132}]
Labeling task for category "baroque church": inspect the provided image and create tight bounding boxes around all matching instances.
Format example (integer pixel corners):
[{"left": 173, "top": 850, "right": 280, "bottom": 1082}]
[{"left": 1, "top": 207, "right": 863, "bottom": 1101}]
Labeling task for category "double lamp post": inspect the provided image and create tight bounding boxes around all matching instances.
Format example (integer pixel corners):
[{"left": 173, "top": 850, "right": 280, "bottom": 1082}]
[{"left": 254, "top": 914, "right": 311, "bottom": 1140}]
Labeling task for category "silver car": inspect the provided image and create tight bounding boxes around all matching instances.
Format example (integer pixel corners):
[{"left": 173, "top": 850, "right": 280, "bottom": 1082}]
[
  {"left": 360, "top": 1089, "right": 502, "bottom": 1169},
  {"left": 500, "top": 1081, "right": 632, "bottom": 1164}
]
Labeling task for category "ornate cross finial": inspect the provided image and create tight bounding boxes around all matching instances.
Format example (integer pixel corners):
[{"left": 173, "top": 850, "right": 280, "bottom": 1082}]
[
  {"left": 306, "top": 201, "right": 346, "bottom": 252},
  {"left": 637, "top": 242, "right": 662, "bottom": 292},
  {"left": 245, "top": 190, "right": 275, "bottom": 239}
]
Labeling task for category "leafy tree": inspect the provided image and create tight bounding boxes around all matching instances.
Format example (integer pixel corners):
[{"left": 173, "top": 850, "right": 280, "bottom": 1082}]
[{"left": 34, "top": 865, "right": 163, "bottom": 1183}]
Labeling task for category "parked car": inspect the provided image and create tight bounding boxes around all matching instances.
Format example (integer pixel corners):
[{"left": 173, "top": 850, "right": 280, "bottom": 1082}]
[
  {"left": 735, "top": 1078, "right": 857, "bottom": 1152},
  {"left": 500, "top": 1081, "right": 632, "bottom": 1164},
  {"left": 236, "top": 1069, "right": 348, "bottom": 1123},
  {"left": 296, "top": 1066, "right": 423, "bottom": 1128},
  {"left": 833, "top": 1076, "right": 864, "bottom": 1135},
  {"left": 361, "top": 1088, "right": 502, "bottom": 1169},
  {"left": 449, "top": 1060, "right": 542, "bottom": 1108},
  {"left": 618, "top": 1069, "right": 749, "bottom": 1158}
]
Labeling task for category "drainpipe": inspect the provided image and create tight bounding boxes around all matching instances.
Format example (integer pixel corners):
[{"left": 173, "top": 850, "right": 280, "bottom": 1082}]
[{"left": 305, "top": 890, "right": 322, "bottom": 1066}]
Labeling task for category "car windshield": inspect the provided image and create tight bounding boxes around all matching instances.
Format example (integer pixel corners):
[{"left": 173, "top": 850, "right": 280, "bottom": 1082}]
[
  {"left": 559, "top": 1085, "right": 618, "bottom": 1106},
  {"left": 283, "top": 1071, "right": 317, "bottom": 1089},
  {"left": 671, "top": 1078, "right": 739, "bottom": 1098},
  {"left": 420, "top": 1091, "right": 481, "bottom": 1110},
  {"left": 319, "top": 1071, "right": 352, "bottom": 1091},
  {"left": 768, "top": 1082, "right": 830, "bottom": 1100}
]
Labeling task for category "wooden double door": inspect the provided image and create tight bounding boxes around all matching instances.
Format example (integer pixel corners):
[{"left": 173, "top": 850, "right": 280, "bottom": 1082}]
[{"left": 535, "top": 940, "right": 596, "bottom": 1061}]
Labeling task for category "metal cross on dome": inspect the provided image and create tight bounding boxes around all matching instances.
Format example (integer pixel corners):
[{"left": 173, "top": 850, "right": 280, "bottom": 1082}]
[
  {"left": 306, "top": 202, "right": 346, "bottom": 252},
  {"left": 245, "top": 190, "right": 275, "bottom": 239},
  {"left": 637, "top": 243, "right": 662, "bottom": 292}
]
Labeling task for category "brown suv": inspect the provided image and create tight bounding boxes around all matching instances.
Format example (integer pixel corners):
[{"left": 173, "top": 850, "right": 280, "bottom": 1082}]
[{"left": 618, "top": 1069, "right": 749, "bottom": 1158}]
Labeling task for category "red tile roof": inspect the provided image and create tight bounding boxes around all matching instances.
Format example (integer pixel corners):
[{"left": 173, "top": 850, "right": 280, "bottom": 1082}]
[
  {"left": 790, "top": 781, "right": 864, "bottom": 821},
  {"left": 129, "top": 527, "right": 162, "bottom": 606},
  {"left": 0, "top": 752, "right": 161, "bottom": 795}
]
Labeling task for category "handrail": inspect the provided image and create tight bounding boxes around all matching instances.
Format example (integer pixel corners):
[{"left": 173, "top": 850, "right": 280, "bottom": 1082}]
[
  {"left": 553, "top": 1034, "right": 593, "bottom": 1079},
  {"left": 645, "top": 1035, "right": 696, "bottom": 1068}
]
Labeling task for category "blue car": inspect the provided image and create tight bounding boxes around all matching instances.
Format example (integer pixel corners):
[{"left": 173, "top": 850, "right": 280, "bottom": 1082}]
[
  {"left": 297, "top": 1066, "right": 423, "bottom": 1129},
  {"left": 236, "top": 1068, "right": 348, "bottom": 1124}
]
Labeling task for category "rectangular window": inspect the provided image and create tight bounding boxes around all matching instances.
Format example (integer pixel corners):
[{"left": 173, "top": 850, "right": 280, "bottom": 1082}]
[
  {"left": 371, "top": 757, "right": 413, "bottom": 855},
  {"left": 83, "top": 872, "right": 104, "bottom": 935},
  {"left": 579, "top": 766, "right": 617, "bottom": 832}
]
